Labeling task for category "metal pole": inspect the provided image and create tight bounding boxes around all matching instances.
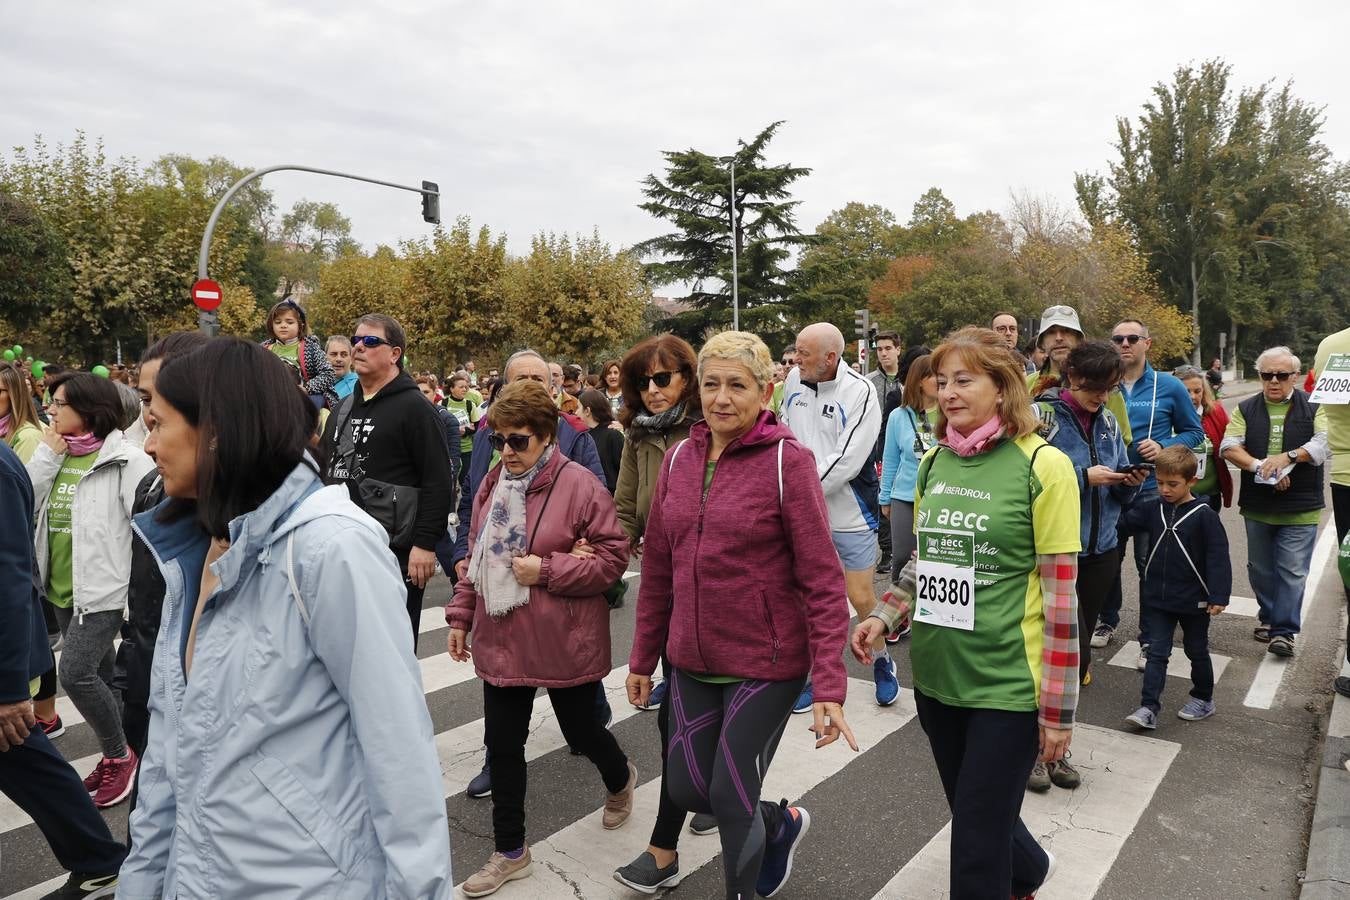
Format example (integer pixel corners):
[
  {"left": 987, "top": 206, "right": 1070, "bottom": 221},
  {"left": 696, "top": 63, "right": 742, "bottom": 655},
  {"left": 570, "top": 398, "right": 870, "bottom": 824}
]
[
  {"left": 729, "top": 159, "right": 739, "bottom": 331},
  {"left": 197, "top": 164, "right": 439, "bottom": 280}
]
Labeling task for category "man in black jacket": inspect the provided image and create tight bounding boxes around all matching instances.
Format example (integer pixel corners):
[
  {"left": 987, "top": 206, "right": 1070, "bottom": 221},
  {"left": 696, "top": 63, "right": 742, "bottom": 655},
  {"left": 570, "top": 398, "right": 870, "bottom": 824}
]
[
  {"left": 0, "top": 440, "right": 127, "bottom": 897},
  {"left": 320, "top": 313, "right": 453, "bottom": 648}
]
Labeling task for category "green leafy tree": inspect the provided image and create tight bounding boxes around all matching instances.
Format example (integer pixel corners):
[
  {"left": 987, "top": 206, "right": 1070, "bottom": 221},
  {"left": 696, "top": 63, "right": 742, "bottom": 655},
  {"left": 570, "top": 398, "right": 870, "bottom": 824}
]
[
  {"left": 788, "top": 202, "right": 907, "bottom": 335},
  {"left": 0, "top": 192, "right": 70, "bottom": 336},
  {"left": 635, "top": 121, "right": 812, "bottom": 345}
]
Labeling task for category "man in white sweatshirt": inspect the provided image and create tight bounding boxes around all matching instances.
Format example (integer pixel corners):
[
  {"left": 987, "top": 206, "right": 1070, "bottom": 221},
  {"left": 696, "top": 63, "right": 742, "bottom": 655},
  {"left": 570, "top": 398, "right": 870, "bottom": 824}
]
[{"left": 781, "top": 322, "right": 896, "bottom": 709}]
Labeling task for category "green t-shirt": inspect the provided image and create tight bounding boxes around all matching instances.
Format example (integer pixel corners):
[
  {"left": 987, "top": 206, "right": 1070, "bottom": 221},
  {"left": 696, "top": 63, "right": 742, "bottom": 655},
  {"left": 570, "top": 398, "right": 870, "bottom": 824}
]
[
  {"left": 910, "top": 434, "right": 1081, "bottom": 712},
  {"left": 46, "top": 451, "right": 98, "bottom": 609},
  {"left": 1315, "top": 328, "right": 1350, "bottom": 487},
  {"left": 1190, "top": 427, "right": 1218, "bottom": 499},
  {"left": 270, "top": 341, "right": 299, "bottom": 364},
  {"left": 445, "top": 397, "right": 482, "bottom": 454},
  {"left": 1224, "top": 400, "right": 1328, "bottom": 526}
]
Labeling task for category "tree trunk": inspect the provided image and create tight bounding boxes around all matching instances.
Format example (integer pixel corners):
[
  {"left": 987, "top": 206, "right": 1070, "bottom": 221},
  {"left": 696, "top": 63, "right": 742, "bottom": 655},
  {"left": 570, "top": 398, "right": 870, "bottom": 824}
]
[{"left": 1190, "top": 256, "right": 1202, "bottom": 366}]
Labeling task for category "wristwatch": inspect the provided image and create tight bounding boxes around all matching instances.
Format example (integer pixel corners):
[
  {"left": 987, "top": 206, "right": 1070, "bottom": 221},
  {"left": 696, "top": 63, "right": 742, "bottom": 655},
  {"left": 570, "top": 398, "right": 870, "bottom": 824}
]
[{"left": 1289, "top": 448, "right": 1303, "bottom": 463}]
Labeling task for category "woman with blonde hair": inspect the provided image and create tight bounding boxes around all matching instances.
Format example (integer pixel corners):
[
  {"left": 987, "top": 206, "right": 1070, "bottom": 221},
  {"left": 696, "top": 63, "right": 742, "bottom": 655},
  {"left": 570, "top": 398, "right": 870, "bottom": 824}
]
[
  {"left": 852, "top": 326, "right": 1081, "bottom": 900},
  {"left": 0, "top": 362, "right": 44, "bottom": 463}
]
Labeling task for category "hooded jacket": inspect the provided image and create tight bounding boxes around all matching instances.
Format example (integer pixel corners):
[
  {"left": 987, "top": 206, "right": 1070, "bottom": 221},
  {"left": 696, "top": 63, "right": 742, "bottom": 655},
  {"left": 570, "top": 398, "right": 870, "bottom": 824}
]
[
  {"left": 1121, "top": 496, "right": 1231, "bottom": 614},
  {"left": 446, "top": 449, "right": 629, "bottom": 687},
  {"left": 119, "top": 463, "right": 452, "bottom": 900},
  {"left": 614, "top": 406, "right": 702, "bottom": 542},
  {"left": 1034, "top": 387, "right": 1138, "bottom": 556},
  {"left": 27, "top": 428, "right": 155, "bottom": 619},
  {"left": 629, "top": 412, "right": 851, "bottom": 704},
  {"left": 0, "top": 440, "right": 52, "bottom": 704},
  {"left": 319, "top": 369, "right": 453, "bottom": 553},
  {"left": 452, "top": 415, "right": 604, "bottom": 564}
]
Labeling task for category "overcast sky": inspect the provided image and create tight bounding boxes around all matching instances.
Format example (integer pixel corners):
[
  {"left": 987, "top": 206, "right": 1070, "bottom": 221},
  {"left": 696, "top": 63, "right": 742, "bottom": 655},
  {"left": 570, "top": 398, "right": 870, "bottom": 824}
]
[{"left": 4, "top": 1, "right": 1348, "bottom": 269}]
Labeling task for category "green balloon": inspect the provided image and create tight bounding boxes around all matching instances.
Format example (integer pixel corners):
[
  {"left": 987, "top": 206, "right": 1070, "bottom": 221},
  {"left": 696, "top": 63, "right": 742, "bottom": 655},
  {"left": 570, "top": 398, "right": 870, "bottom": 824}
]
[
  {"left": 31, "top": 360, "right": 45, "bottom": 379},
  {"left": 11, "top": 345, "right": 21, "bottom": 356},
  {"left": 2, "top": 350, "right": 13, "bottom": 361},
  {"left": 92, "top": 365, "right": 110, "bottom": 378}
]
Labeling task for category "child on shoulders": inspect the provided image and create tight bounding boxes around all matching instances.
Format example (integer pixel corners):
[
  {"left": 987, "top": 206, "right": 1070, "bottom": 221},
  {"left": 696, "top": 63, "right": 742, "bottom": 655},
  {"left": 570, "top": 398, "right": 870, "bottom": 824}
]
[{"left": 261, "top": 298, "right": 338, "bottom": 407}]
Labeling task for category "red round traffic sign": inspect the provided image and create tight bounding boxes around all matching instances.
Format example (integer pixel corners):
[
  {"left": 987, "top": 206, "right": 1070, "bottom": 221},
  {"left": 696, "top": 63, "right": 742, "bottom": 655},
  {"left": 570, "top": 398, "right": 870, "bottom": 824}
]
[{"left": 191, "top": 278, "right": 223, "bottom": 312}]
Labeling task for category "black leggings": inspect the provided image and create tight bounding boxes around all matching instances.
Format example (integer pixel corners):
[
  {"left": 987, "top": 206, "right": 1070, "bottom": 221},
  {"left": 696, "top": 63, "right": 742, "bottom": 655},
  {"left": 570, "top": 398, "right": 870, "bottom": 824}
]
[
  {"left": 914, "top": 690, "right": 1049, "bottom": 899},
  {"left": 649, "top": 657, "right": 686, "bottom": 851},
  {"left": 1077, "top": 550, "right": 1121, "bottom": 679},
  {"left": 664, "top": 669, "right": 802, "bottom": 900}
]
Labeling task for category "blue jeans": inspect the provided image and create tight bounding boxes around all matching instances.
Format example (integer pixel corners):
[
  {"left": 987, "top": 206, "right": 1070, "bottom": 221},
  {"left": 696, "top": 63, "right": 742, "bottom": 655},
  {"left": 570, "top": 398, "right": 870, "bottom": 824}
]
[
  {"left": 1140, "top": 607, "right": 1213, "bottom": 713},
  {"left": 1243, "top": 518, "right": 1317, "bottom": 639}
]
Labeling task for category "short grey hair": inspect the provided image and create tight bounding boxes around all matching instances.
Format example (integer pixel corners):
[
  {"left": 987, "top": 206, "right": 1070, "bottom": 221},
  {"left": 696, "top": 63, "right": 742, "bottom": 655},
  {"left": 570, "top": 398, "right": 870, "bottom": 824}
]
[
  {"left": 325, "top": 334, "right": 352, "bottom": 351},
  {"left": 504, "top": 348, "right": 546, "bottom": 376},
  {"left": 1255, "top": 346, "right": 1300, "bottom": 373},
  {"left": 698, "top": 331, "right": 775, "bottom": 389}
]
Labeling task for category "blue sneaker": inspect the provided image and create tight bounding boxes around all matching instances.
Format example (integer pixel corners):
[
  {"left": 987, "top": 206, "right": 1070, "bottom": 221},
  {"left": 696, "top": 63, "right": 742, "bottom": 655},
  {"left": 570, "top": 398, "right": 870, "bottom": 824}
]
[
  {"left": 1125, "top": 706, "right": 1157, "bottom": 730},
  {"left": 873, "top": 656, "right": 899, "bottom": 707},
  {"left": 791, "top": 685, "right": 813, "bottom": 715},
  {"left": 756, "top": 801, "right": 810, "bottom": 898},
  {"left": 639, "top": 680, "right": 667, "bottom": 712},
  {"left": 1177, "top": 697, "right": 1215, "bottom": 721}
]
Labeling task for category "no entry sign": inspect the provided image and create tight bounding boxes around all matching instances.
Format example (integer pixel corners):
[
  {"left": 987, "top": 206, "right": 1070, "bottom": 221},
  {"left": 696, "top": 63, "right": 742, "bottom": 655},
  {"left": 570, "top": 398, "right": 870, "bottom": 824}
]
[{"left": 191, "top": 278, "right": 223, "bottom": 311}]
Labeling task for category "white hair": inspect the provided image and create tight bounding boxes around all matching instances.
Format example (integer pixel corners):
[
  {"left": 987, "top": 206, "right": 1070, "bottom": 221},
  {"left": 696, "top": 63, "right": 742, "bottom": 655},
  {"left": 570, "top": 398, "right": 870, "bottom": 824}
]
[{"left": 1255, "top": 346, "right": 1300, "bottom": 372}]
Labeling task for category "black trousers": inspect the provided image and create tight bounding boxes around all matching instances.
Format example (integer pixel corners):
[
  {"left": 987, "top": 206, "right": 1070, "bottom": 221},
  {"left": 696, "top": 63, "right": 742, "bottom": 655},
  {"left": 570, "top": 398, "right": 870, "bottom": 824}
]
[
  {"left": 483, "top": 680, "right": 629, "bottom": 852},
  {"left": 649, "top": 657, "right": 686, "bottom": 852},
  {"left": 395, "top": 547, "right": 426, "bottom": 653},
  {"left": 914, "top": 690, "right": 1049, "bottom": 900},
  {"left": 0, "top": 727, "right": 127, "bottom": 875},
  {"left": 1077, "top": 550, "right": 1122, "bottom": 679},
  {"left": 1334, "top": 484, "right": 1350, "bottom": 663}
]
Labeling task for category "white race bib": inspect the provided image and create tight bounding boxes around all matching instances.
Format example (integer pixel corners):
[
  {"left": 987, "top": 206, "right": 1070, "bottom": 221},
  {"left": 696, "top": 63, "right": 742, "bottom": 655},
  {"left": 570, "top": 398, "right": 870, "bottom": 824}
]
[
  {"left": 915, "top": 528, "right": 976, "bottom": 631},
  {"left": 1311, "top": 354, "right": 1350, "bottom": 405}
]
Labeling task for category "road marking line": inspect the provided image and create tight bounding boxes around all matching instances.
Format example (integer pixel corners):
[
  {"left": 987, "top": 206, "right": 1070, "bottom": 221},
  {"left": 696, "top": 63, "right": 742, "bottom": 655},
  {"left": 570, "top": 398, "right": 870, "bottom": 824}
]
[
  {"left": 475, "top": 679, "right": 916, "bottom": 898},
  {"left": 1243, "top": 523, "right": 1338, "bottom": 709},
  {"left": 872, "top": 723, "right": 1180, "bottom": 899},
  {"left": 1107, "top": 641, "right": 1231, "bottom": 683},
  {"left": 1225, "top": 595, "right": 1259, "bottom": 618}
]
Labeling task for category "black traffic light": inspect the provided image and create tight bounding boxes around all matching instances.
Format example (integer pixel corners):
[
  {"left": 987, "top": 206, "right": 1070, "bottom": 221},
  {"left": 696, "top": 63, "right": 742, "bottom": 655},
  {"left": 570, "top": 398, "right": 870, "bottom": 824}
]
[
  {"left": 853, "top": 308, "right": 870, "bottom": 340},
  {"left": 421, "top": 180, "right": 440, "bottom": 225}
]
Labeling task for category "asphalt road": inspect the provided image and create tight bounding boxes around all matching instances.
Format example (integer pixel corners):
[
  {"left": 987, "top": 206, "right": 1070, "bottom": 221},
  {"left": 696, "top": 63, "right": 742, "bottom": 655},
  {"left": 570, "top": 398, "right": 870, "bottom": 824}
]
[{"left": 3, "top": 379, "right": 1345, "bottom": 899}]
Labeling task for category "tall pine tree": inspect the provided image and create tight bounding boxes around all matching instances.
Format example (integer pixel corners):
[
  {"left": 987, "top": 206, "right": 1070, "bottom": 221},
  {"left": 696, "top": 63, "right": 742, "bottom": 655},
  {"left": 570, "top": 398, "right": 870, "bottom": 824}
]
[{"left": 634, "top": 121, "right": 811, "bottom": 344}]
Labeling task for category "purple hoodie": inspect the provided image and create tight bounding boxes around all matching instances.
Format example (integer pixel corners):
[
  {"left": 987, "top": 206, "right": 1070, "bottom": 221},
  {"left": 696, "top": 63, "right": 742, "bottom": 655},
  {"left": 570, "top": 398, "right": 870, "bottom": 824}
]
[{"left": 629, "top": 411, "right": 850, "bottom": 704}]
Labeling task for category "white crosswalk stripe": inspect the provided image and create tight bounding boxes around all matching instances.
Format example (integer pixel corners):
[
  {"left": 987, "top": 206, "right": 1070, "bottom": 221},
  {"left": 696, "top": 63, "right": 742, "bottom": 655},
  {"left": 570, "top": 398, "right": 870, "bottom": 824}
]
[{"left": 1106, "top": 640, "right": 1233, "bottom": 682}]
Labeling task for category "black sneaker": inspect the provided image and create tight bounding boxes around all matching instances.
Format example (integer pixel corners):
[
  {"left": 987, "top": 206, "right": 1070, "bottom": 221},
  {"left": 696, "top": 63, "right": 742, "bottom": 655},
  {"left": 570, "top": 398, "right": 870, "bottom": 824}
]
[
  {"left": 39, "top": 872, "right": 118, "bottom": 898},
  {"left": 874, "top": 552, "right": 892, "bottom": 574},
  {"left": 1335, "top": 676, "right": 1350, "bottom": 699},
  {"left": 466, "top": 761, "right": 492, "bottom": 799},
  {"left": 689, "top": 812, "right": 719, "bottom": 835},
  {"left": 613, "top": 851, "right": 681, "bottom": 894}
]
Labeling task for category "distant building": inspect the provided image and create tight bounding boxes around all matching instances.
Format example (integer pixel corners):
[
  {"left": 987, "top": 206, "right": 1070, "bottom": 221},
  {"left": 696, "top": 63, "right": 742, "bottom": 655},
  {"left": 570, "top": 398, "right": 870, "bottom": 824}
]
[{"left": 650, "top": 295, "right": 691, "bottom": 317}]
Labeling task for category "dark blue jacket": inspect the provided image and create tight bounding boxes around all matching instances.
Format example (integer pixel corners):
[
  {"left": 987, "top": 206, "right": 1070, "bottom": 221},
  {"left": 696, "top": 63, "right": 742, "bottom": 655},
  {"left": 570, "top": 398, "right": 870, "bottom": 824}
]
[
  {"left": 0, "top": 440, "right": 53, "bottom": 704},
  {"left": 1035, "top": 389, "right": 1137, "bottom": 556},
  {"left": 1122, "top": 496, "right": 1231, "bottom": 614},
  {"left": 452, "top": 417, "right": 604, "bottom": 563}
]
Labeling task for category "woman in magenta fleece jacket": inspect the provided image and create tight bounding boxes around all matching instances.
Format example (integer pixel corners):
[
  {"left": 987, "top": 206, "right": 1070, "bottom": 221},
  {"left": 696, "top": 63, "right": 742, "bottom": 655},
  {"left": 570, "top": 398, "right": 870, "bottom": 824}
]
[{"left": 625, "top": 331, "right": 856, "bottom": 900}]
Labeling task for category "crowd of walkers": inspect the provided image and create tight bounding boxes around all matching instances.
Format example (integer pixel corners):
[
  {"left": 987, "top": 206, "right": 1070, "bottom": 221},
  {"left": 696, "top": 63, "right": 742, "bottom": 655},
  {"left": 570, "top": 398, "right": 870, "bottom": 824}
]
[{"left": 1, "top": 294, "right": 1348, "bottom": 900}]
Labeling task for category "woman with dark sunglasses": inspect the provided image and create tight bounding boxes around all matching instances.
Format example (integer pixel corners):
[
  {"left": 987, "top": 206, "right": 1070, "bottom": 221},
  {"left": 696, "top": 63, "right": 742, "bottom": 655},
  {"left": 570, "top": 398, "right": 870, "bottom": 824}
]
[{"left": 447, "top": 379, "right": 633, "bottom": 896}]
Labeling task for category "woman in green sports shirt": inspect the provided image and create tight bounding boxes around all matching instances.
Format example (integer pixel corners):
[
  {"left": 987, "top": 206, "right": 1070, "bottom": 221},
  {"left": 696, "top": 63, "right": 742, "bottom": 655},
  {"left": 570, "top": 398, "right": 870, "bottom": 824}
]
[{"left": 853, "top": 326, "right": 1082, "bottom": 900}]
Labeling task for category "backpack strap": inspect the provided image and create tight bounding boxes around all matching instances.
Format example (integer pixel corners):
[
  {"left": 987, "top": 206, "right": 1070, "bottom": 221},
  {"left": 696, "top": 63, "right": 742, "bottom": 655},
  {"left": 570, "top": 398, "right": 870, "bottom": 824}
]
[
  {"left": 777, "top": 438, "right": 785, "bottom": 508},
  {"left": 667, "top": 438, "right": 688, "bottom": 475},
  {"left": 1142, "top": 503, "right": 1210, "bottom": 594}
]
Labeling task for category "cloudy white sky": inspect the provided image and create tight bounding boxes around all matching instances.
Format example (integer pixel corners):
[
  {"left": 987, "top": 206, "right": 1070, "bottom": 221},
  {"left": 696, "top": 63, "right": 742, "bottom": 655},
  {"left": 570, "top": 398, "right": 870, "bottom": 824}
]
[{"left": 4, "top": 2, "right": 1347, "bottom": 264}]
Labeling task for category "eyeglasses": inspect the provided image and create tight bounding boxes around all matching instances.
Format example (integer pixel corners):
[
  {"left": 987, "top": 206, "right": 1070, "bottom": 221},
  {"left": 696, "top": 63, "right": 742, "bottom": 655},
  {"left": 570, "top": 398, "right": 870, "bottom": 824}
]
[
  {"left": 1259, "top": 371, "right": 1295, "bottom": 382},
  {"left": 638, "top": 371, "right": 677, "bottom": 390},
  {"left": 350, "top": 334, "right": 395, "bottom": 349},
  {"left": 48, "top": 399, "right": 70, "bottom": 410},
  {"left": 488, "top": 432, "right": 535, "bottom": 452},
  {"left": 1110, "top": 334, "right": 1145, "bottom": 346}
]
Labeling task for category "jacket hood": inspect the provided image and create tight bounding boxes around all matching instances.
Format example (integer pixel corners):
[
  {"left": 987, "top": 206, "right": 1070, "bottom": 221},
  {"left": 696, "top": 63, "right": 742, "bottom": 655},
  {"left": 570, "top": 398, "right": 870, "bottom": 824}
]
[
  {"left": 364, "top": 369, "right": 421, "bottom": 401},
  {"left": 687, "top": 409, "right": 792, "bottom": 452},
  {"left": 89, "top": 428, "right": 140, "bottom": 469}
]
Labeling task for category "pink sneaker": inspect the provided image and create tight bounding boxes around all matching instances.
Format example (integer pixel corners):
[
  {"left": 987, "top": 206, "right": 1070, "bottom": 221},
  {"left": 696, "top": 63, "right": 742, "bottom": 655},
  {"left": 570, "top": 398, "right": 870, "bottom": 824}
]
[
  {"left": 92, "top": 749, "right": 138, "bottom": 809},
  {"left": 82, "top": 758, "right": 106, "bottom": 794}
]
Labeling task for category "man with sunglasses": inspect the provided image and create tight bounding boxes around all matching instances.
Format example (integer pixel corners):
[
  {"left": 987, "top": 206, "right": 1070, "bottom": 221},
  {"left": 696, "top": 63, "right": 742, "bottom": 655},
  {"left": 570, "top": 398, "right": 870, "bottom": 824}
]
[
  {"left": 319, "top": 313, "right": 454, "bottom": 647},
  {"left": 451, "top": 348, "right": 607, "bottom": 800},
  {"left": 1220, "top": 347, "right": 1329, "bottom": 659},
  {"left": 1094, "top": 319, "right": 1204, "bottom": 659}
]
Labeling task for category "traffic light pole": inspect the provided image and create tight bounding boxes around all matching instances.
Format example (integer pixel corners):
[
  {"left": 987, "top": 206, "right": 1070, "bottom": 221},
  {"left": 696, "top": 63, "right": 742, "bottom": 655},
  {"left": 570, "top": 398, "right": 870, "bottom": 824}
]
[{"left": 194, "top": 165, "right": 440, "bottom": 332}]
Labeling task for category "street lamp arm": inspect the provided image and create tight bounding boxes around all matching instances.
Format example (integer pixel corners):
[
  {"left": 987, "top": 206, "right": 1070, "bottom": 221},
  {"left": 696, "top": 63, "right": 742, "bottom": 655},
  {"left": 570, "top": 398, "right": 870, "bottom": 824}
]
[{"left": 197, "top": 164, "right": 439, "bottom": 279}]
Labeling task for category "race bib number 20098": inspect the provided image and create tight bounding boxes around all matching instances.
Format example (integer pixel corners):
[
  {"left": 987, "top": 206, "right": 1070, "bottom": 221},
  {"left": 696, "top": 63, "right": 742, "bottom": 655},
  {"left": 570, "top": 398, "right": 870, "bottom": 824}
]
[
  {"left": 915, "top": 528, "right": 976, "bottom": 631},
  {"left": 1311, "top": 354, "right": 1350, "bottom": 405}
]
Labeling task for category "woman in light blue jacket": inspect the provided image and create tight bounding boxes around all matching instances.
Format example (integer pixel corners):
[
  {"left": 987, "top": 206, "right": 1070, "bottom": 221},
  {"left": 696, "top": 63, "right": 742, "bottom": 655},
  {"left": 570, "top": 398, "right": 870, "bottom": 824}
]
[
  {"left": 879, "top": 353, "right": 937, "bottom": 585},
  {"left": 119, "top": 338, "right": 451, "bottom": 900}
]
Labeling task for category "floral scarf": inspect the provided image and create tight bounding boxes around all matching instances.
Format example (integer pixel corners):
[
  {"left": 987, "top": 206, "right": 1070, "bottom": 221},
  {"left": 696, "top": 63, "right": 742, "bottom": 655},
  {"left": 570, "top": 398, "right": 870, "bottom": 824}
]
[{"left": 469, "top": 444, "right": 556, "bottom": 617}]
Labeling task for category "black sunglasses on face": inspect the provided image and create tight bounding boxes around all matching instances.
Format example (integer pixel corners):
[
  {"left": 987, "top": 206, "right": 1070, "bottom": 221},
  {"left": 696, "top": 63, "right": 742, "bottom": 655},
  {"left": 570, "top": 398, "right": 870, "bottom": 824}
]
[
  {"left": 489, "top": 432, "right": 534, "bottom": 452},
  {"left": 350, "top": 334, "right": 394, "bottom": 349},
  {"left": 638, "top": 371, "right": 676, "bottom": 390},
  {"left": 1259, "top": 371, "right": 1295, "bottom": 382},
  {"left": 1110, "top": 334, "right": 1144, "bottom": 345}
]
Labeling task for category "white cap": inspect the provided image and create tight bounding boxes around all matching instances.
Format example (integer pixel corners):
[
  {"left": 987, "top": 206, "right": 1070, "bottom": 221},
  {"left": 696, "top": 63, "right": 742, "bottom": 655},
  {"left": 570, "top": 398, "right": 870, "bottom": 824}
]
[{"left": 1036, "top": 305, "right": 1083, "bottom": 344}]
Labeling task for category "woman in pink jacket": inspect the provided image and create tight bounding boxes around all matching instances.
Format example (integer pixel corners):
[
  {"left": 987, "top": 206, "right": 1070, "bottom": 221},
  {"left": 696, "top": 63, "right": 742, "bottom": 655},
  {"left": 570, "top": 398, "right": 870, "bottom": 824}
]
[
  {"left": 447, "top": 379, "right": 633, "bottom": 897},
  {"left": 625, "top": 331, "right": 857, "bottom": 900}
]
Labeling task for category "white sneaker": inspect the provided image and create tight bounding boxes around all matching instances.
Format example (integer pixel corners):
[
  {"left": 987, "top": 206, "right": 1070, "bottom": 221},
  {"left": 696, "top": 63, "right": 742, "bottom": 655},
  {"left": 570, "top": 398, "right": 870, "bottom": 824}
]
[
  {"left": 1136, "top": 644, "right": 1149, "bottom": 671},
  {"left": 1089, "top": 624, "right": 1113, "bottom": 649}
]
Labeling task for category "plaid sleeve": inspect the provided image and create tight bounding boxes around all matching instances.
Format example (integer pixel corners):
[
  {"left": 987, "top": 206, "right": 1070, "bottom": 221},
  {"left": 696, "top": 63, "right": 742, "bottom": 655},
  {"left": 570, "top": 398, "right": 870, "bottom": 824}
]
[
  {"left": 869, "top": 555, "right": 917, "bottom": 632},
  {"left": 1038, "top": 552, "right": 1079, "bottom": 729}
]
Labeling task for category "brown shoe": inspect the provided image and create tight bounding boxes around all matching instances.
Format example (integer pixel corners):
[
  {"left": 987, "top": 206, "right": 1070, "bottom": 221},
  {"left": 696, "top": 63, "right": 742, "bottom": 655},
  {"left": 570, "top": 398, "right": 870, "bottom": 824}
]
[
  {"left": 602, "top": 761, "right": 637, "bottom": 830},
  {"left": 461, "top": 847, "right": 532, "bottom": 897}
]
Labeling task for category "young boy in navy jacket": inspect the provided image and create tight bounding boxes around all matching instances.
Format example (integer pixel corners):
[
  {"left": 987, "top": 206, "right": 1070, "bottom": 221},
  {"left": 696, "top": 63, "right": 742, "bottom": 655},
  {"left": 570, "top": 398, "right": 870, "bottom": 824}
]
[{"left": 1123, "top": 445, "right": 1232, "bottom": 729}]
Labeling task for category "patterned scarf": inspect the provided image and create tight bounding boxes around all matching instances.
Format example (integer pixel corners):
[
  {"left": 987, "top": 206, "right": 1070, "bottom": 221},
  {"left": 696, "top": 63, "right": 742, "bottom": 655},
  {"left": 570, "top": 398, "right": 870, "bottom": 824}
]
[
  {"left": 631, "top": 401, "right": 685, "bottom": 432},
  {"left": 469, "top": 443, "right": 556, "bottom": 618},
  {"left": 0, "top": 415, "right": 10, "bottom": 440}
]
